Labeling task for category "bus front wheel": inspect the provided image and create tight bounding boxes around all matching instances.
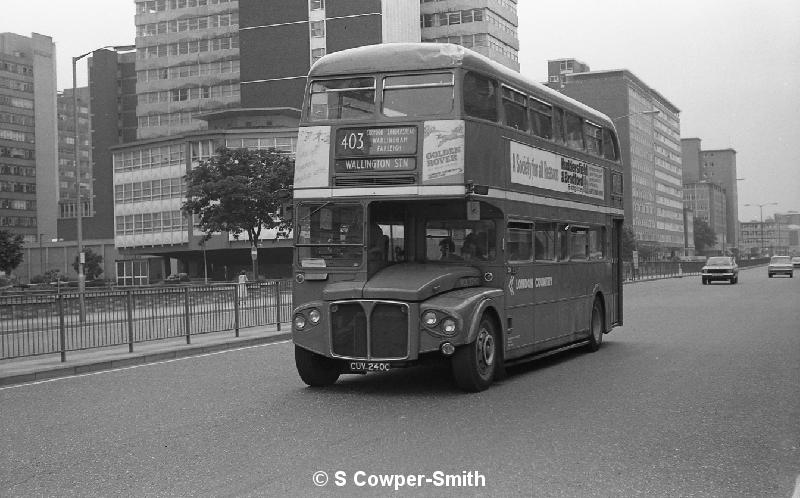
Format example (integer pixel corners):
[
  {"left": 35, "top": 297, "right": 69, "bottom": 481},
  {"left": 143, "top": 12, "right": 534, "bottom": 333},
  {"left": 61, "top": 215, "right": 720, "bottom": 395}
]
[
  {"left": 295, "top": 345, "right": 340, "bottom": 387},
  {"left": 586, "top": 298, "right": 604, "bottom": 352},
  {"left": 451, "top": 315, "right": 498, "bottom": 392}
]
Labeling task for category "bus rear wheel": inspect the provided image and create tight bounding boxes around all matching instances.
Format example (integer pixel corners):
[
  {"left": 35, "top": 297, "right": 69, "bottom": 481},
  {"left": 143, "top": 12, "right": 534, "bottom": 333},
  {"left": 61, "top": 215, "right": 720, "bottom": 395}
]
[
  {"left": 586, "top": 298, "right": 604, "bottom": 352},
  {"left": 451, "top": 315, "right": 498, "bottom": 392},
  {"left": 295, "top": 345, "right": 340, "bottom": 387}
]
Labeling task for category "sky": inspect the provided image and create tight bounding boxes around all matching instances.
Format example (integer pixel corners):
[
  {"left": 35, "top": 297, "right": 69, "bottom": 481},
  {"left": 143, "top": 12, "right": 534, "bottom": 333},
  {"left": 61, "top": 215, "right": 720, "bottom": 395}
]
[{"left": 2, "top": 0, "right": 799, "bottom": 220}]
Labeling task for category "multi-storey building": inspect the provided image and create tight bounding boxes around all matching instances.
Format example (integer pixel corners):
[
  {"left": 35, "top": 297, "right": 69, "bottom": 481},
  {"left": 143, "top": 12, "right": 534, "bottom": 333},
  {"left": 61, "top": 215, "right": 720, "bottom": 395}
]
[
  {"left": 546, "top": 58, "right": 590, "bottom": 88},
  {"left": 699, "top": 148, "right": 738, "bottom": 251},
  {"left": 683, "top": 181, "right": 727, "bottom": 254},
  {"left": 740, "top": 218, "right": 791, "bottom": 257},
  {"left": 114, "top": 0, "right": 520, "bottom": 283},
  {"left": 420, "top": 0, "right": 519, "bottom": 71},
  {"left": 134, "top": 0, "right": 241, "bottom": 140},
  {"left": 111, "top": 108, "right": 299, "bottom": 284},
  {"left": 56, "top": 87, "right": 92, "bottom": 223},
  {"left": 239, "top": 0, "right": 420, "bottom": 109},
  {"left": 0, "top": 32, "right": 58, "bottom": 243},
  {"left": 548, "top": 63, "right": 685, "bottom": 257},
  {"left": 681, "top": 138, "right": 739, "bottom": 253}
]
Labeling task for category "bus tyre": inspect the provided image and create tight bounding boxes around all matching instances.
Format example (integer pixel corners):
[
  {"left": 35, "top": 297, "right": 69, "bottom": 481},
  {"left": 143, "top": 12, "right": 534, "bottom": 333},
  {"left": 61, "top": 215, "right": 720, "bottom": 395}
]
[
  {"left": 586, "top": 299, "right": 604, "bottom": 352},
  {"left": 451, "top": 315, "right": 498, "bottom": 392},
  {"left": 295, "top": 345, "right": 340, "bottom": 387}
]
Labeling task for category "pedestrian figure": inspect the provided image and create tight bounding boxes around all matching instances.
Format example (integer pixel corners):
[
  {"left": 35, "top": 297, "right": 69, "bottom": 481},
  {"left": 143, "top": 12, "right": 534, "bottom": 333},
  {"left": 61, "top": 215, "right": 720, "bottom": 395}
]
[{"left": 237, "top": 270, "right": 248, "bottom": 300}]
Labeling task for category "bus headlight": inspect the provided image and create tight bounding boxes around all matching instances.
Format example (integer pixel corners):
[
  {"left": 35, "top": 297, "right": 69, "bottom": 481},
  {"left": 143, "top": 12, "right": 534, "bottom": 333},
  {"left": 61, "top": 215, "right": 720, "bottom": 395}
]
[
  {"left": 442, "top": 318, "right": 457, "bottom": 335},
  {"left": 422, "top": 311, "right": 438, "bottom": 327},
  {"left": 308, "top": 308, "right": 321, "bottom": 324},
  {"left": 293, "top": 314, "right": 307, "bottom": 330}
]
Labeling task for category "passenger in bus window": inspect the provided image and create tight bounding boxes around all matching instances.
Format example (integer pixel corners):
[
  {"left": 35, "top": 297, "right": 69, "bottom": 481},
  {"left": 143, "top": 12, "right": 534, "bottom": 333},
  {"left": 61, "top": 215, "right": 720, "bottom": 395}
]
[
  {"left": 461, "top": 233, "right": 478, "bottom": 260},
  {"left": 439, "top": 237, "right": 461, "bottom": 261},
  {"left": 463, "top": 72, "right": 497, "bottom": 121},
  {"left": 368, "top": 223, "right": 386, "bottom": 262}
]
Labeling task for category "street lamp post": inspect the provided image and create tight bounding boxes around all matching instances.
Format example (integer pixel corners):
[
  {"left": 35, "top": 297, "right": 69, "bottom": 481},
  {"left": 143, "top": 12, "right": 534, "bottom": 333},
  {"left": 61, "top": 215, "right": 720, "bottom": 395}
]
[
  {"left": 611, "top": 109, "right": 660, "bottom": 122},
  {"left": 72, "top": 44, "right": 135, "bottom": 319},
  {"left": 38, "top": 233, "right": 44, "bottom": 276},
  {"left": 744, "top": 202, "right": 778, "bottom": 256}
]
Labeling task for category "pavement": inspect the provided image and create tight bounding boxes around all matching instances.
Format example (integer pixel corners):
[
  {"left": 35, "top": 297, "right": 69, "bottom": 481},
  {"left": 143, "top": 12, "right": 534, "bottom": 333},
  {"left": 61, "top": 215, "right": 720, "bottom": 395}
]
[{"left": 0, "top": 324, "right": 291, "bottom": 387}]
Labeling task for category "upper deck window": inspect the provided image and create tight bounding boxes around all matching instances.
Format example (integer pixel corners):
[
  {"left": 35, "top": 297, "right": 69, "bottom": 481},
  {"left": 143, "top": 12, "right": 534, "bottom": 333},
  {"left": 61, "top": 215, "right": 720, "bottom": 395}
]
[
  {"left": 463, "top": 72, "right": 497, "bottom": 122},
  {"left": 382, "top": 73, "right": 454, "bottom": 118},
  {"left": 502, "top": 87, "right": 528, "bottom": 131},
  {"left": 530, "top": 98, "right": 552, "bottom": 139},
  {"left": 564, "top": 111, "right": 584, "bottom": 150},
  {"left": 602, "top": 128, "right": 619, "bottom": 161},
  {"left": 584, "top": 121, "right": 602, "bottom": 156},
  {"left": 309, "top": 78, "right": 376, "bottom": 122}
]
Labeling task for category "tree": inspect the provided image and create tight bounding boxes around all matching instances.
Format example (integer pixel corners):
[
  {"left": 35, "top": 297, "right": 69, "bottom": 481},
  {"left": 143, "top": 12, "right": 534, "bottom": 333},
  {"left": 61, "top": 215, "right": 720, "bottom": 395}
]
[
  {"left": 182, "top": 147, "right": 294, "bottom": 279},
  {"left": 693, "top": 218, "right": 717, "bottom": 253},
  {"left": 72, "top": 248, "right": 104, "bottom": 280},
  {"left": 0, "top": 229, "right": 24, "bottom": 275}
]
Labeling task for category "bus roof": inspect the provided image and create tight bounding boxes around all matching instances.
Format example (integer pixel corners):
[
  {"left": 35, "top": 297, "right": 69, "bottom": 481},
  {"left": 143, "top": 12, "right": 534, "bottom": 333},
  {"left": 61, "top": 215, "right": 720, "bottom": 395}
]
[{"left": 309, "top": 43, "right": 615, "bottom": 129}]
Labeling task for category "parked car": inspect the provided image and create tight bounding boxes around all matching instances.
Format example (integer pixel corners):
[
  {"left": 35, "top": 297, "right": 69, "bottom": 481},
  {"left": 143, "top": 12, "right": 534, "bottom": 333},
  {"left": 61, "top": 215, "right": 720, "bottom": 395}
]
[
  {"left": 792, "top": 256, "right": 800, "bottom": 268},
  {"left": 767, "top": 256, "right": 794, "bottom": 278},
  {"left": 701, "top": 256, "right": 739, "bottom": 285}
]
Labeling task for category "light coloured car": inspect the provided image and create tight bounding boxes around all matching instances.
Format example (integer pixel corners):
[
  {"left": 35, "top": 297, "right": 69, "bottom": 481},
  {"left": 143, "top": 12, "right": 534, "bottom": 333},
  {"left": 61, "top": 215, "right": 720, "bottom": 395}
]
[
  {"left": 767, "top": 256, "right": 794, "bottom": 278},
  {"left": 701, "top": 256, "right": 739, "bottom": 285},
  {"left": 792, "top": 256, "right": 800, "bottom": 269}
]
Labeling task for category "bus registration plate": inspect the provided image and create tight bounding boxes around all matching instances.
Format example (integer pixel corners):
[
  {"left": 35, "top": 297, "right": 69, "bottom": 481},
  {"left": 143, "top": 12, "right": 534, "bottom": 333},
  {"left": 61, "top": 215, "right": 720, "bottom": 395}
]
[{"left": 348, "top": 361, "right": 391, "bottom": 372}]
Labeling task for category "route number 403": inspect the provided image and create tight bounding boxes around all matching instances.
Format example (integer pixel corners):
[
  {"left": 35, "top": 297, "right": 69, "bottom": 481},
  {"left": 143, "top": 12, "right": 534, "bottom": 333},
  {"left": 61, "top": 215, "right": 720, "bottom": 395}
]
[{"left": 340, "top": 132, "right": 365, "bottom": 151}]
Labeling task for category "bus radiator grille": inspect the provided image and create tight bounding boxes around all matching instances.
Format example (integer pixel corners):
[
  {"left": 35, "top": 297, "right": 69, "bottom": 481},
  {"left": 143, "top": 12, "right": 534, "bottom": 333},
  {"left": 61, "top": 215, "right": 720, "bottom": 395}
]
[
  {"left": 331, "top": 303, "right": 367, "bottom": 358},
  {"left": 330, "top": 301, "right": 409, "bottom": 359},
  {"left": 370, "top": 303, "right": 408, "bottom": 358}
]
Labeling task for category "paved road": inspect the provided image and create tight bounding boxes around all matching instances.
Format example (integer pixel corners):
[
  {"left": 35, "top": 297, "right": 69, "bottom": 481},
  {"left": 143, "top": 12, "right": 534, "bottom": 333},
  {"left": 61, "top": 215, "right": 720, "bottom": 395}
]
[{"left": 1, "top": 268, "right": 798, "bottom": 497}]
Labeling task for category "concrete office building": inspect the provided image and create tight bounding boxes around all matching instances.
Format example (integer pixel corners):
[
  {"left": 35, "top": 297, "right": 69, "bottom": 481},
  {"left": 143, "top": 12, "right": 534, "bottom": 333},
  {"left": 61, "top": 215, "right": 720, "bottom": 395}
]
[
  {"left": 546, "top": 58, "right": 590, "bottom": 88},
  {"left": 699, "top": 148, "right": 738, "bottom": 251},
  {"left": 111, "top": 109, "right": 299, "bottom": 284},
  {"left": 57, "top": 48, "right": 138, "bottom": 243},
  {"left": 113, "top": 0, "right": 520, "bottom": 284},
  {"left": 682, "top": 181, "right": 727, "bottom": 254},
  {"left": 740, "top": 219, "right": 791, "bottom": 257},
  {"left": 548, "top": 62, "right": 685, "bottom": 257},
  {"left": 0, "top": 32, "right": 58, "bottom": 243},
  {"left": 239, "top": 0, "right": 420, "bottom": 109},
  {"left": 420, "top": 0, "right": 519, "bottom": 71},
  {"left": 56, "top": 87, "right": 92, "bottom": 224},
  {"left": 681, "top": 138, "right": 739, "bottom": 253},
  {"left": 134, "top": 0, "right": 241, "bottom": 140}
]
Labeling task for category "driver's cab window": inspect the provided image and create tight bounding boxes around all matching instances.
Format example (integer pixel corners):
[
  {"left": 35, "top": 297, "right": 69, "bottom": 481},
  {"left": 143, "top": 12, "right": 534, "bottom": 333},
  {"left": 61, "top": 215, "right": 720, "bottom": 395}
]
[
  {"left": 426, "top": 220, "right": 495, "bottom": 262},
  {"left": 369, "top": 221, "right": 406, "bottom": 265}
]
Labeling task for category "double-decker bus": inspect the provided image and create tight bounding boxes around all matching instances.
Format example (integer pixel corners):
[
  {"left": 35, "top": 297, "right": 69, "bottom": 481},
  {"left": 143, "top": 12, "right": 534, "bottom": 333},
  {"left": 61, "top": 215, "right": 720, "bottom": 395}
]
[{"left": 291, "top": 43, "right": 624, "bottom": 391}]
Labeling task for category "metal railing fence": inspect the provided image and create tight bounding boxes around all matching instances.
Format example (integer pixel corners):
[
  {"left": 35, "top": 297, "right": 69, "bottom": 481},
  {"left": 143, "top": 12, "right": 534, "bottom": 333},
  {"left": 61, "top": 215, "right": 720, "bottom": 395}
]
[
  {"left": 622, "top": 258, "right": 769, "bottom": 281},
  {"left": 3, "top": 260, "right": 770, "bottom": 362},
  {"left": 0, "top": 281, "right": 292, "bottom": 361}
]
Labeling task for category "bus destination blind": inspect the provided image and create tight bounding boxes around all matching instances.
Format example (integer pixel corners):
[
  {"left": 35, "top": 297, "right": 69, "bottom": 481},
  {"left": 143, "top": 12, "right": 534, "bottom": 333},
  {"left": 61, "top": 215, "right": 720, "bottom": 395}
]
[
  {"left": 335, "top": 127, "right": 417, "bottom": 157},
  {"left": 335, "top": 157, "right": 416, "bottom": 172}
]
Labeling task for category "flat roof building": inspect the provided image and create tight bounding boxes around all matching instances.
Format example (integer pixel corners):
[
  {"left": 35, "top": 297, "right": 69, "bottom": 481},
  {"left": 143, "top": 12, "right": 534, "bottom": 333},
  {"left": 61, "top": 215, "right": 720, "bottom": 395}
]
[
  {"left": 550, "top": 63, "right": 685, "bottom": 257},
  {"left": 420, "top": 0, "right": 519, "bottom": 71},
  {"left": 134, "top": 0, "right": 241, "bottom": 140},
  {"left": 683, "top": 181, "right": 727, "bottom": 254},
  {"left": 0, "top": 32, "right": 58, "bottom": 243}
]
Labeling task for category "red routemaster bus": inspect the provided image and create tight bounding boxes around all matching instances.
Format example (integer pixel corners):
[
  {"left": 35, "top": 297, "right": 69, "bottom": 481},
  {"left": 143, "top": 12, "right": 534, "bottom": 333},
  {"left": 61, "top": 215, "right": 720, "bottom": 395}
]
[{"left": 291, "top": 43, "right": 624, "bottom": 391}]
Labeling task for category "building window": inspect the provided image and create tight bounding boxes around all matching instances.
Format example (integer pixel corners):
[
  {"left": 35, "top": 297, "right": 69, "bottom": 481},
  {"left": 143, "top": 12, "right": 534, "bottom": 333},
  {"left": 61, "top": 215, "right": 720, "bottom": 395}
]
[
  {"left": 310, "top": 21, "right": 325, "bottom": 38},
  {"left": 311, "top": 48, "right": 326, "bottom": 64}
]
